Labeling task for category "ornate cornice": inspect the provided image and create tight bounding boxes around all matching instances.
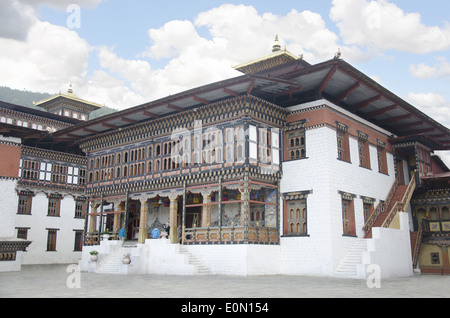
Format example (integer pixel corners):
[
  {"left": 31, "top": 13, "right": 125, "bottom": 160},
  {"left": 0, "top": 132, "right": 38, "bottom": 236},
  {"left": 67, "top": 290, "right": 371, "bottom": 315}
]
[
  {"left": 79, "top": 95, "right": 287, "bottom": 153},
  {"left": 21, "top": 145, "right": 86, "bottom": 165}
]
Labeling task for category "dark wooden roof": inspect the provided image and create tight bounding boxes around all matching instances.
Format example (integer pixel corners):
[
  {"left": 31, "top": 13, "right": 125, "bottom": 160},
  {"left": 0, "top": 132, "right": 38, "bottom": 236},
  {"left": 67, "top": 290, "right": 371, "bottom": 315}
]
[{"left": 53, "top": 58, "right": 450, "bottom": 150}]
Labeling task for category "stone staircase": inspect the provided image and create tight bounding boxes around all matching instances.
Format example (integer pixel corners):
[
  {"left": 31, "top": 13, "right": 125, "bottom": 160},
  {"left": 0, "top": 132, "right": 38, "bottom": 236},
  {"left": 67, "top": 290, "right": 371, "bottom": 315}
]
[
  {"left": 178, "top": 245, "right": 211, "bottom": 275},
  {"left": 96, "top": 246, "right": 135, "bottom": 274},
  {"left": 334, "top": 239, "right": 367, "bottom": 278}
]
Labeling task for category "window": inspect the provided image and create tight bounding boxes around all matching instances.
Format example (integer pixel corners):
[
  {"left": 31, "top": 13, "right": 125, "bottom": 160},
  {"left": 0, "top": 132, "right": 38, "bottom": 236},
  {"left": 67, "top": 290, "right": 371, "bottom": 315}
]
[
  {"left": 336, "top": 123, "right": 350, "bottom": 162},
  {"left": 417, "top": 146, "right": 432, "bottom": 175},
  {"left": 47, "top": 229, "right": 58, "bottom": 251},
  {"left": 74, "top": 230, "right": 83, "bottom": 252},
  {"left": 52, "top": 164, "right": 67, "bottom": 183},
  {"left": 283, "top": 192, "right": 310, "bottom": 236},
  {"left": 17, "top": 228, "right": 29, "bottom": 240},
  {"left": 341, "top": 194, "right": 356, "bottom": 236},
  {"left": 362, "top": 198, "right": 375, "bottom": 224},
  {"left": 376, "top": 140, "right": 388, "bottom": 174},
  {"left": 17, "top": 191, "right": 33, "bottom": 215},
  {"left": 357, "top": 132, "right": 370, "bottom": 169},
  {"left": 75, "top": 198, "right": 86, "bottom": 218},
  {"left": 48, "top": 195, "right": 61, "bottom": 217},
  {"left": 286, "top": 127, "right": 305, "bottom": 161}
]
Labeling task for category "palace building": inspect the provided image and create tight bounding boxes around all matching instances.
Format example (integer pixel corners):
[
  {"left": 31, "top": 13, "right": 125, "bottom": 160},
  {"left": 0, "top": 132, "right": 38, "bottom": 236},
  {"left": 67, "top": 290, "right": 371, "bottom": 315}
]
[{"left": 1, "top": 38, "right": 449, "bottom": 277}]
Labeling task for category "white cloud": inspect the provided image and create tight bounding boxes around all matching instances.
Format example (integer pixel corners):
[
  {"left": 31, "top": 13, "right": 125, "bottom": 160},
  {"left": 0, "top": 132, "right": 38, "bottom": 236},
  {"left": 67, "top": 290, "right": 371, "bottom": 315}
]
[
  {"left": 0, "top": 0, "right": 37, "bottom": 40},
  {"left": 330, "top": 0, "right": 450, "bottom": 55},
  {"left": 22, "top": 0, "right": 104, "bottom": 9},
  {"left": 0, "top": 20, "right": 90, "bottom": 93},
  {"left": 410, "top": 57, "right": 450, "bottom": 79},
  {"left": 407, "top": 92, "right": 450, "bottom": 127}
]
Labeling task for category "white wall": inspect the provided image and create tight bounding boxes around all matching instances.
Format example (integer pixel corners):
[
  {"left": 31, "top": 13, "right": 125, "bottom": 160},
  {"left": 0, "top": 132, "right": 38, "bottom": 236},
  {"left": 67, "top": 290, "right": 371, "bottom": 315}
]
[
  {"left": 0, "top": 179, "right": 19, "bottom": 238},
  {"left": 16, "top": 192, "right": 85, "bottom": 264},
  {"left": 280, "top": 116, "right": 396, "bottom": 276},
  {"left": 359, "top": 212, "right": 413, "bottom": 279}
]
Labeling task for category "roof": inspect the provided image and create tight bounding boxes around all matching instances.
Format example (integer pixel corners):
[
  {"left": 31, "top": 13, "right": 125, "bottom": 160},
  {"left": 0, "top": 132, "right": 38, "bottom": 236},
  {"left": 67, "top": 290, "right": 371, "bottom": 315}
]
[
  {"left": 53, "top": 57, "right": 450, "bottom": 150},
  {"left": 34, "top": 85, "right": 103, "bottom": 112},
  {"left": 0, "top": 100, "right": 82, "bottom": 125}
]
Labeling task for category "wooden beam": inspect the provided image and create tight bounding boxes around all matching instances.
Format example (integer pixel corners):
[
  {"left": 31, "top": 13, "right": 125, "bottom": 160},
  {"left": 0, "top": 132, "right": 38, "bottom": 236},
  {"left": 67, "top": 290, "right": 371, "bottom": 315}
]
[
  {"left": 142, "top": 110, "right": 159, "bottom": 118},
  {"left": 83, "top": 128, "right": 98, "bottom": 134},
  {"left": 378, "top": 114, "right": 412, "bottom": 125},
  {"left": 222, "top": 88, "right": 239, "bottom": 97},
  {"left": 166, "top": 104, "right": 184, "bottom": 112},
  {"left": 394, "top": 121, "right": 424, "bottom": 130},
  {"left": 101, "top": 122, "right": 116, "bottom": 129},
  {"left": 121, "top": 117, "right": 138, "bottom": 124},
  {"left": 246, "top": 79, "right": 255, "bottom": 94},
  {"left": 193, "top": 96, "right": 210, "bottom": 105},
  {"left": 351, "top": 95, "right": 381, "bottom": 111},
  {"left": 317, "top": 66, "right": 337, "bottom": 96},
  {"left": 365, "top": 105, "right": 397, "bottom": 119},
  {"left": 335, "top": 82, "right": 360, "bottom": 103}
]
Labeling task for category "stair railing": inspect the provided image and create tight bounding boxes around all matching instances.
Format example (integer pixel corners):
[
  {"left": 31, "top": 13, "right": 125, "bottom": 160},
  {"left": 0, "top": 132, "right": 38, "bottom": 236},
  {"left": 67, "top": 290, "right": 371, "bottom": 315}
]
[
  {"left": 381, "top": 173, "right": 416, "bottom": 228},
  {"left": 363, "top": 176, "right": 399, "bottom": 236},
  {"left": 412, "top": 225, "right": 423, "bottom": 268}
]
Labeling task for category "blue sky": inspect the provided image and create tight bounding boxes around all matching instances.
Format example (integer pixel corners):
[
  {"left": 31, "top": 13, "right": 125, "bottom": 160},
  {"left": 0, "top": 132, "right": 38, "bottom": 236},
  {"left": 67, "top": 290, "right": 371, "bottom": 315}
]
[{"left": 1, "top": 0, "right": 449, "bottom": 136}]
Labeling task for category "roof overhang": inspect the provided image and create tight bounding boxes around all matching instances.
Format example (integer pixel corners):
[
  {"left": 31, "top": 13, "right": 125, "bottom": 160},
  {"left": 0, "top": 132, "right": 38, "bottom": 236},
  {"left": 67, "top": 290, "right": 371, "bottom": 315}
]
[{"left": 53, "top": 58, "right": 450, "bottom": 151}]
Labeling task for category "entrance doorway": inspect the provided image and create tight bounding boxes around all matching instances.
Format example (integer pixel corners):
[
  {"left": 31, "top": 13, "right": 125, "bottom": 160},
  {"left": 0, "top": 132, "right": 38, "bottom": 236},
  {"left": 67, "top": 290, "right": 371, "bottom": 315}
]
[
  {"left": 186, "top": 206, "right": 201, "bottom": 228},
  {"left": 125, "top": 200, "right": 141, "bottom": 240}
]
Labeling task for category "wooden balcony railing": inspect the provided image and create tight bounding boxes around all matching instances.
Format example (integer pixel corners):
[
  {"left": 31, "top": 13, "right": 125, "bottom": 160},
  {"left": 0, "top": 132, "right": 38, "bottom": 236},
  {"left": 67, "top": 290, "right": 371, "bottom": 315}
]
[{"left": 183, "top": 226, "right": 279, "bottom": 245}]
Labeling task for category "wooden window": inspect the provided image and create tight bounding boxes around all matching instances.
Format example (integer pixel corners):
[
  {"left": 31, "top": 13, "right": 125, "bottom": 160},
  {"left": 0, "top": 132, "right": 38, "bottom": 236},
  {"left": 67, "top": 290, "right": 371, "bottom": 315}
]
[
  {"left": 341, "top": 196, "right": 356, "bottom": 236},
  {"left": 286, "top": 126, "right": 305, "bottom": 161},
  {"left": 47, "top": 229, "right": 58, "bottom": 251},
  {"left": 47, "top": 195, "right": 61, "bottom": 217},
  {"left": 337, "top": 124, "right": 350, "bottom": 162},
  {"left": 18, "top": 192, "right": 33, "bottom": 215},
  {"left": 363, "top": 201, "right": 374, "bottom": 224},
  {"left": 284, "top": 197, "right": 308, "bottom": 236},
  {"left": 17, "top": 228, "right": 29, "bottom": 240},
  {"left": 376, "top": 140, "right": 388, "bottom": 174},
  {"left": 417, "top": 146, "right": 432, "bottom": 175},
  {"left": 75, "top": 198, "right": 86, "bottom": 218},
  {"left": 74, "top": 230, "right": 83, "bottom": 252},
  {"left": 358, "top": 133, "right": 370, "bottom": 169}
]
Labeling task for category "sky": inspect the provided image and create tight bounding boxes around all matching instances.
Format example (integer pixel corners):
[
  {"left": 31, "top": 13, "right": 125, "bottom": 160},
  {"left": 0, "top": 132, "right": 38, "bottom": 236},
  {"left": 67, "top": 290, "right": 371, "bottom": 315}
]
[{"left": 1, "top": 0, "right": 450, "bottom": 161}]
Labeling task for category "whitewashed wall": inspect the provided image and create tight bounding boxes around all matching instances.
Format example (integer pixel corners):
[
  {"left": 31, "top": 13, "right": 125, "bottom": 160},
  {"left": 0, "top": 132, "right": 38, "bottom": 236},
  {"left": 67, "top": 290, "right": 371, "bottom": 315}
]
[
  {"left": 279, "top": 103, "right": 396, "bottom": 277},
  {"left": 16, "top": 192, "right": 85, "bottom": 264}
]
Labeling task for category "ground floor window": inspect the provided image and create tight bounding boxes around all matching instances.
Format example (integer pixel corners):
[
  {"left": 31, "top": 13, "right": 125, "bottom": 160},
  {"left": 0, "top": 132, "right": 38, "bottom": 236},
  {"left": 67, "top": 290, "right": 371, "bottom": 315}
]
[
  {"left": 47, "top": 229, "right": 58, "bottom": 251},
  {"left": 282, "top": 191, "right": 310, "bottom": 236},
  {"left": 340, "top": 192, "right": 356, "bottom": 236},
  {"left": 74, "top": 230, "right": 83, "bottom": 251}
]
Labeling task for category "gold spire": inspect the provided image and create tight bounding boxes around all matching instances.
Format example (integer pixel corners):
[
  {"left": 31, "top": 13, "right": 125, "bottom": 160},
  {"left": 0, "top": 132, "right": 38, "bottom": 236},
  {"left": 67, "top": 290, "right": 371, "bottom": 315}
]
[{"left": 272, "top": 34, "right": 281, "bottom": 52}]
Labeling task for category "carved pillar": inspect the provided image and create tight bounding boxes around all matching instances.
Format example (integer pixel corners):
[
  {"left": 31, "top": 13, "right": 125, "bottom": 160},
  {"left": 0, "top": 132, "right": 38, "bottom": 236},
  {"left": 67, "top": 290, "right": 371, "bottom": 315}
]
[
  {"left": 169, "top": 198, "right": 178, "bottom": 243},
  {"left": 88, "top": 202, "right": 98, "bottom": 233},
  {"left": 112, "top": 201, "right": 124, "bottom": 233},
  {"left": 201, "top": 194, "right": 211, "bottom": 228},
  {"left": 138, "top": 199, "right": 149, "bottom": 244}
]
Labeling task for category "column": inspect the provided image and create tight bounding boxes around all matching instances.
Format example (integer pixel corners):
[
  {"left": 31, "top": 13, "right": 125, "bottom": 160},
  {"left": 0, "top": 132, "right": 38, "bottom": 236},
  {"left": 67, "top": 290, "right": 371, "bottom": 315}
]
[
  {"left": 138, "top": 199, "right": 149, "bottom": 244},
  {"left": 243, "top": 172, "right": 249, "bottom": 242},
  {"left": 112, "top": 201, "right": 124, "bottom": 234},
  {"left": 201, "top": 194, "right": 211, "bottom": 228},
  {"left": 88, "top": 202, "right": 98, "bottom": 234},
  {"left": 169, "top": 198, "right": 178, "bottom": 243}
]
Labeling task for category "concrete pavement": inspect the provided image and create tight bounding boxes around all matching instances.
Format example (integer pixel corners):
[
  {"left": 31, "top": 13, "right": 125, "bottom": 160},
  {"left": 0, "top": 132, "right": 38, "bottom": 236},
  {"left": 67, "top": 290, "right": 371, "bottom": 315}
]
[{"left": 0, "top": 264, "right": 448, "bottom": 298}]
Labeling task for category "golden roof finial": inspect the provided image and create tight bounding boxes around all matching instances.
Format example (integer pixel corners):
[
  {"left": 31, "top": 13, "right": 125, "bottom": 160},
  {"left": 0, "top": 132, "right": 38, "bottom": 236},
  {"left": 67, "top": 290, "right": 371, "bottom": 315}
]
[
  {"left": 272, "top": 34, "right": 281, "bottom": 52},
  {"left": 68, "top": 83, "right": 73, "bottom": 94}
]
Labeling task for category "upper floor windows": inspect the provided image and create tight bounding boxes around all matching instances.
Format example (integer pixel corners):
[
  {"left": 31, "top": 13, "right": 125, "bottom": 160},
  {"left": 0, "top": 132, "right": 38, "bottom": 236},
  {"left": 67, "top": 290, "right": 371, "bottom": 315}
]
[
  {"left": 336, "top": 122, "right": 350, "bottom": 162},
  {"left": 286, "top": 128, "right": 306, "bottom": 161}
]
